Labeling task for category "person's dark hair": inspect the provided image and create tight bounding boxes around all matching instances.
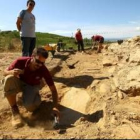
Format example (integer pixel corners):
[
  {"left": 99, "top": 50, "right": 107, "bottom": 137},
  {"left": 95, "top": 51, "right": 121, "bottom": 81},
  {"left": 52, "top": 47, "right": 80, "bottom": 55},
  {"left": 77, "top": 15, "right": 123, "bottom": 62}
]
[
  {"left": 33, "top": 47, "right": 48, "bottom": 58},
  {"left": 27, "top": 0, "right": 35, "bottom": 6}
]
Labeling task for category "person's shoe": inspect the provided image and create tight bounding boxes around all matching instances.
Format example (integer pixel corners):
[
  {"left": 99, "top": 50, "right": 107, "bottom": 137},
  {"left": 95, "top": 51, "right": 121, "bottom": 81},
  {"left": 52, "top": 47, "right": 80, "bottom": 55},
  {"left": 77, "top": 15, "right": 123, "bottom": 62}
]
[
  {"left": 12, "top": 114, "right": 23, "bottom": 128},
  {"left": 11, "top": 105, "right": 23, "bottom": 128},
  {"left": 81, "top": 51, "right": 85, "bottom": 55}
]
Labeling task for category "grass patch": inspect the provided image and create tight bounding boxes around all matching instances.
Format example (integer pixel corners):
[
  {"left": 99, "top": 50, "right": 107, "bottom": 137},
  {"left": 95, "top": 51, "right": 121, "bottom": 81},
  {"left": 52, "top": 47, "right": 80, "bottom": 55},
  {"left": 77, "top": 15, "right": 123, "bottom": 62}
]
[{"left": 0, "top": 30, "right": 114, "bottom": 51}]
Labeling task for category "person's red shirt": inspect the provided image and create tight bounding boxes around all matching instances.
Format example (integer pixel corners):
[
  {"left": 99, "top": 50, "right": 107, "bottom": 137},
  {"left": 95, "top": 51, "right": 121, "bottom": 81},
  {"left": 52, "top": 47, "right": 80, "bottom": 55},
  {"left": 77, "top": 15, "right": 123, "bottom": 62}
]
[
  {"left": 7, "top": 57, "right": 54, "bottom": 86},
  {"left": 75, "top": 32, "right": 83, "bottom": 41},
  {"left": 92, "top": 35, "right": 104, "bottom": 41}
]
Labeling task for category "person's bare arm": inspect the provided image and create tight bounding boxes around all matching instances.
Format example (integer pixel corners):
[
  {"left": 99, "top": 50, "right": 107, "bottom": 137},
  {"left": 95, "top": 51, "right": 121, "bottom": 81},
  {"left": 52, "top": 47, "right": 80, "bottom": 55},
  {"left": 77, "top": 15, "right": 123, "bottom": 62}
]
[
  {"left": 4, "top": 68, "right": 24, "bottom": 77},
  {"left": 49, "top": 85, "right": 60, "bottom": 119},
  {"left": 49, "top": 85, "right": 58, "bottom": 108},
  {"left": 16, "top": 17, "right": 22, "bottom": 31}
]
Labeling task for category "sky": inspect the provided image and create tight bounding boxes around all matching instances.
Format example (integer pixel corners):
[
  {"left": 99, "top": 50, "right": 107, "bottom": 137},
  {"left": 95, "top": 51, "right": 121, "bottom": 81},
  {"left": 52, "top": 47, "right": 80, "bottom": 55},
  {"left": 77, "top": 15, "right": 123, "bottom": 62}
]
[{"left": 0, "top": 0, "right": 140, "bottom": 39}]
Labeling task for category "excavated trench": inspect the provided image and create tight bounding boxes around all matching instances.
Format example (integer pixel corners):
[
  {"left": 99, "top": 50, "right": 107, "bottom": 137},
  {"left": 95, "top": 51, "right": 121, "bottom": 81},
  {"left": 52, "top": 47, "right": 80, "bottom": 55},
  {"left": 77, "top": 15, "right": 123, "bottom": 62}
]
[
  {"left": 0, "top": 51, "right": 105, "bottom": 138},
  {"left": 40, "top": 52, "right": 94, "bottom": 130},
  {"left": 1, "top": 37, "right": 140, "bottom": 138},
  {"left": 59, "top": 87, "right": 90, "bottom": 125}
]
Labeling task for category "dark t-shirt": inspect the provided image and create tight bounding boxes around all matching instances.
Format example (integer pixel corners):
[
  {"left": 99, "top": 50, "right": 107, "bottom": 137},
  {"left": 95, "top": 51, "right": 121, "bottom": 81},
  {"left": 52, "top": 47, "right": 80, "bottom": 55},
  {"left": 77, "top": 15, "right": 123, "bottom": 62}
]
[
  {"left": 92, "top": 35, "right": 104, "bottom": 41},
  {"left": 75, "top": 32, "right": 83, "bottom": 41},
  {"left": 7, "top": 57, "right": 54, "bottom": 86}
]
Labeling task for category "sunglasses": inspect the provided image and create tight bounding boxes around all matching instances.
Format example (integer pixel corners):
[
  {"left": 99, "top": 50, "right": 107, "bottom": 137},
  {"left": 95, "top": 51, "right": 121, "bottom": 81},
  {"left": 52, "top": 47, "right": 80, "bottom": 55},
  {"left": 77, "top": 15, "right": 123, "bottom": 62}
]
[{"left": 35, "top": 59, "right": 44, "bottom": 65}]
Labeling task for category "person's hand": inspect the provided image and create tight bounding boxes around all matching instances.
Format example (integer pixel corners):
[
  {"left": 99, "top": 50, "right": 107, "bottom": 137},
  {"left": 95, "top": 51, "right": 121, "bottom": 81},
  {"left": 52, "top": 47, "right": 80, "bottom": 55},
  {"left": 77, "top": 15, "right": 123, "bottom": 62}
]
[
  {"left": 52, "top": 107, "right": 60, "bottom": 122},
  {"left": 12, "top": 69, "right": 24, "bottom": 78}
]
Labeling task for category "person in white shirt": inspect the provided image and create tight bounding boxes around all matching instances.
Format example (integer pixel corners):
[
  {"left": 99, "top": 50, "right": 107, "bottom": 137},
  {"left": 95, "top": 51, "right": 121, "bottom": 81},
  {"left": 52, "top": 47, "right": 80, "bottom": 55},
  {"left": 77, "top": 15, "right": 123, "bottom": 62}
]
[{"left": 16, "top": 0, "right": 36, "bottom": 56}]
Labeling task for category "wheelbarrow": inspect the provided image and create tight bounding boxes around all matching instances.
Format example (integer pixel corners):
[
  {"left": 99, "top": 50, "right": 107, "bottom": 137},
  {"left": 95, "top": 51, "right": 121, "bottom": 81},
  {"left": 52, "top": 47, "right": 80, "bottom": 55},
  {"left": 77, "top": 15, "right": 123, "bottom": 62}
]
[{"left": 43, "top": 44, "right": 58, "bottom": 57}]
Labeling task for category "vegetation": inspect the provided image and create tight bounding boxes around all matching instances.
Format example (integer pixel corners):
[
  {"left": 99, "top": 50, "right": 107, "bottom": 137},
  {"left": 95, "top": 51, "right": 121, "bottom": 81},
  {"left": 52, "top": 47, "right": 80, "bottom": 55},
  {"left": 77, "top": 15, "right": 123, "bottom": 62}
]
[
  {"left": 0, "top": 30, "right": 113, "bottom": 52},
  {"left": 36, "top": 32, "right": 77, "bottom": 50},
  {"left": 0, "top": 31, "right": 77, "bottom": 51}
]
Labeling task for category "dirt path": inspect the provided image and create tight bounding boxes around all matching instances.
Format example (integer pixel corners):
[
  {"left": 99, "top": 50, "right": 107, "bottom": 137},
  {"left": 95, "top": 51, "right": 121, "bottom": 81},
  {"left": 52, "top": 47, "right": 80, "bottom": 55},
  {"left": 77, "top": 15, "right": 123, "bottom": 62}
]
[{"left": 0, "top": 50, "right": 140, "bottom": 139}]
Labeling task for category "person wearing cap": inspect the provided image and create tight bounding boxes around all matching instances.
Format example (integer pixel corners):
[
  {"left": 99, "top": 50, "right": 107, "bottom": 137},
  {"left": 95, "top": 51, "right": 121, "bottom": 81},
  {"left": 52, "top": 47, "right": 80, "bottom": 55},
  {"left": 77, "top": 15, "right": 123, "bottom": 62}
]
[
  {"left": 91, "top": 35, "right": 104, "bottom": 53},
  {"left": 75, "top": 29, "right": 84, "bottom": 52},
  {"left": 16, "top": 0, "right": 36, "bottom": 56}
]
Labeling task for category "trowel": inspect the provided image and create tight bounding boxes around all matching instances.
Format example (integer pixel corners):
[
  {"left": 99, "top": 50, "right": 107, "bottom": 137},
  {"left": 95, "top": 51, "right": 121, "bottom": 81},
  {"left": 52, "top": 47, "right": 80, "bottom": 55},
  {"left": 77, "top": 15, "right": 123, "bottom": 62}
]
[
  {"left": 53, "top": 114, "right": 60, "bottom": 129},
  {"left": 65, "top": 60, "right": 79, "bottom": 69}
]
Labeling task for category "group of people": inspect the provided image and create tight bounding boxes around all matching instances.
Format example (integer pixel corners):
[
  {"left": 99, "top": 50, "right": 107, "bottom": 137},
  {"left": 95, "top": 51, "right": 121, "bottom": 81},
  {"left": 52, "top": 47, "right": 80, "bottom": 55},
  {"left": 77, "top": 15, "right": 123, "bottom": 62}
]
[
  {"left": 75, "top": 28, "right": 104, "bottom": 53},
  {"left": 16, "top": 0, "right": 104, "bottom": 56},
  {"left": 2, "top": 0, "right": 104, "bottom": 128}
]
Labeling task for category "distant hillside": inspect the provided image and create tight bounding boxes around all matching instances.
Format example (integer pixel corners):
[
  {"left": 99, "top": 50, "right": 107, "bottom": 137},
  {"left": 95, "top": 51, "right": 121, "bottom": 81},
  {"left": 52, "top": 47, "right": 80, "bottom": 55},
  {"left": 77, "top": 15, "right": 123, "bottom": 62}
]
[
  {"left": 36, "top": 32, "right": 79, "bottom": 50},
  {"left": 0, "top": 30, "right": 113, "bottom": 51},
  {"left": 105, "top": 37, "right": 130, "bottom": 42},
  {"left": 0, "top": 31, "right": 78, "bottom": 51}
]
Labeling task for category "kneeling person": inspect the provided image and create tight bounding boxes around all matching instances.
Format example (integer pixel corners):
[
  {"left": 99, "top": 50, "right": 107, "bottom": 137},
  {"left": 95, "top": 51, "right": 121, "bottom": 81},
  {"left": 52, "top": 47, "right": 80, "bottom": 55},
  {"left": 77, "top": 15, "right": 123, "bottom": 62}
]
[
  {"left": 3, "top": 47, "right": 60, "bottom": 127},
  {"left": 91, "top": 35, "right": 104, "bottom": 53}
]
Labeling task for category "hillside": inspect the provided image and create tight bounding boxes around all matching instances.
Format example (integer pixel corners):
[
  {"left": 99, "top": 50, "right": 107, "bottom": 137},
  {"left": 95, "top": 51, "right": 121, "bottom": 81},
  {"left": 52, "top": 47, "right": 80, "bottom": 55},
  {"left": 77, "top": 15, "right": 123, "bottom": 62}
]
[
  {"left": 1, "top": 36, "right": 140, "bottom": 139},
  {"left": 0, "top": 31, "right": 93, "bottom": 52}
]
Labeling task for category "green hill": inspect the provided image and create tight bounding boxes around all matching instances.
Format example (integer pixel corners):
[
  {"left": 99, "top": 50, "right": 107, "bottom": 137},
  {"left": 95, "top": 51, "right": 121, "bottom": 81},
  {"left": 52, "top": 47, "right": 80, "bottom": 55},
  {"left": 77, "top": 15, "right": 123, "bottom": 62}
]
[{"left": 0, "top": 30, "right": 92, "bottom": 52}]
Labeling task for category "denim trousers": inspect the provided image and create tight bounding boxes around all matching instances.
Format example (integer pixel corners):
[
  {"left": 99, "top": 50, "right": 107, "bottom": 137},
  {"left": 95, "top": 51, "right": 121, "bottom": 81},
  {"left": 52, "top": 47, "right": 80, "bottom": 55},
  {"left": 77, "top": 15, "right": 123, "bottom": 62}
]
[{"left": 21, "top": 37, "right": 36, "bottom": 56}]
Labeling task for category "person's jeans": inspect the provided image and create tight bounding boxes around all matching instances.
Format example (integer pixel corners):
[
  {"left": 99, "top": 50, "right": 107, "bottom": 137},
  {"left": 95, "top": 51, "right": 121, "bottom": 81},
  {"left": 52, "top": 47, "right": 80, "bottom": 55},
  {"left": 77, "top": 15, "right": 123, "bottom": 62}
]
[
  {"left": 3, "top": 75, "right": 41, "bottom": 112},
  {"left": 21, "top": 37, "right": 36, "bottom": 56},
  {"left": 77, "top": 40, "right": 84, "bottom": 51}
]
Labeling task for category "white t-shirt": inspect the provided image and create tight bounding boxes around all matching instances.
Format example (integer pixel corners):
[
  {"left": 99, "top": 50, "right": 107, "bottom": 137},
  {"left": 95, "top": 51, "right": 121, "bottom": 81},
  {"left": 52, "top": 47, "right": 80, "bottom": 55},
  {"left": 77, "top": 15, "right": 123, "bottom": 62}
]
[{"left": 18, "top": 10, "right": 36, "bottom": 37}]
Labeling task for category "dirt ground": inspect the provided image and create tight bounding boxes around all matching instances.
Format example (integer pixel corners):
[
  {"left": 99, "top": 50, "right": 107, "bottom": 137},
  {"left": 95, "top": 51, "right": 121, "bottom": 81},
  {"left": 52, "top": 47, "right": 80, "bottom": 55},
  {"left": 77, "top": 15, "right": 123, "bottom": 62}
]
[{"left": 0, "top": 47, "right": 140, "bottom": 139}]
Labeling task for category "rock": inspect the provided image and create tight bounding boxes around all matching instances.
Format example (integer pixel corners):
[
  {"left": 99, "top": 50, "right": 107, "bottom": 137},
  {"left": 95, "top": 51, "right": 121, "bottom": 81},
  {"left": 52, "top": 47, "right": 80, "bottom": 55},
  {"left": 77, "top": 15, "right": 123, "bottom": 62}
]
[
  {"left": 70, "top": 137, "right": 75, "bottom": 140},
  {"left": 127, "top": 70, "right": 140, "bottom": 81},
  {"left": 99, "top": 83, "right": 111, "bottom": 94},
  {"left": 114, "top": 66, "right": 140, "bottom": 96},
  {"left": 90, "top": 80, "right": 100, "bottom": 88},
  {"left": 60, "top": 88, "right": 90, "bottom": 114},
  {"left": 129, "top": 49, "right": 140, "bottom": 64},
  {"left": 117, "top": 91, "right": 124, "bottom": 99},
  {"left": 121, "top": 119, "right": 131, "bottom": 124},
  {"left": 108, "top": 66, "right": 116, "bottom": 75},
  {"left": 110, "top": 111, "right": 115, "bottom": 115},
  {"left": 112, "top": 77, "right": 119, "bottom": 88},
  {"left": 111, "top": 134, "right": 115, "bottom": 137},
  {"left": 110, "top": 116, "right": 117, "bottom": 125},
  {"left": 79, "top": 117, "right": 86, "bottom": 122},
  {"left": 103, "top": 59, "right": 113, "bottom": 66},
  {"left": 111, "top": 84, "right": 117, "bottom": 93}
]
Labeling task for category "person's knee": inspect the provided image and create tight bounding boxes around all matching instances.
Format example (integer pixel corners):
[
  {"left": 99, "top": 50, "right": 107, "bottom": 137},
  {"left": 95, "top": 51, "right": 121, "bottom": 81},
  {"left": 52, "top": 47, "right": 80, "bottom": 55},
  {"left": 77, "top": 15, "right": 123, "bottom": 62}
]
[
  {"left": 24, "top": 99, "right": 41, "bottom": 112},
  {"left": 4, "top": 75, "right": 15, "bottom": 82},
  {"left": 25, "top": 104, "right": 39, "bottom": 112},
  {"left": 3, "top": 75, "right": 15, "bottom": 93},
  {"left": 25, "top": 105, "right": 37, "bottom": 112},
  {"left": 5, "top": 93, "right": 17, "bottom": 99},
  {"left": 3, "top": 75, "right": 21, "bottom": 97}
]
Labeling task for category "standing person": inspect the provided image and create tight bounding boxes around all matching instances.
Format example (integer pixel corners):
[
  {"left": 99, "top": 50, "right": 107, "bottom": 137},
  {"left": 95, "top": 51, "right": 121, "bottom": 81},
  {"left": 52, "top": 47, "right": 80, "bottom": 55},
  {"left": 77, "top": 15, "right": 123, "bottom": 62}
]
[
  {"left": 2, "top": 47, "right": 60, "bottom": 128},
  {"left": 75, "top": 28, "right": 84, "bottom": 52},
  {"left": 91, "top": 35, "right": 104, "bottom": 53},
  {"left": 16, "top": 0, "right": 36, "bottom": 56},
  {"left": 57, "top": 39, "right": 63, "bottom": 52}
]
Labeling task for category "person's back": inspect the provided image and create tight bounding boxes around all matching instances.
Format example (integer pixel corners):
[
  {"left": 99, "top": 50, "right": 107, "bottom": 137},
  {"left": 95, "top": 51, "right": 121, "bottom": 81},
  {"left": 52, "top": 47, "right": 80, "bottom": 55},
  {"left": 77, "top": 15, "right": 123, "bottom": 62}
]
[
  {"left": 91, "top": 35, "right": 104, "bottom": 53},
  {"left": 92, "top": 35, "right": 104, "bottom": 42}
]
